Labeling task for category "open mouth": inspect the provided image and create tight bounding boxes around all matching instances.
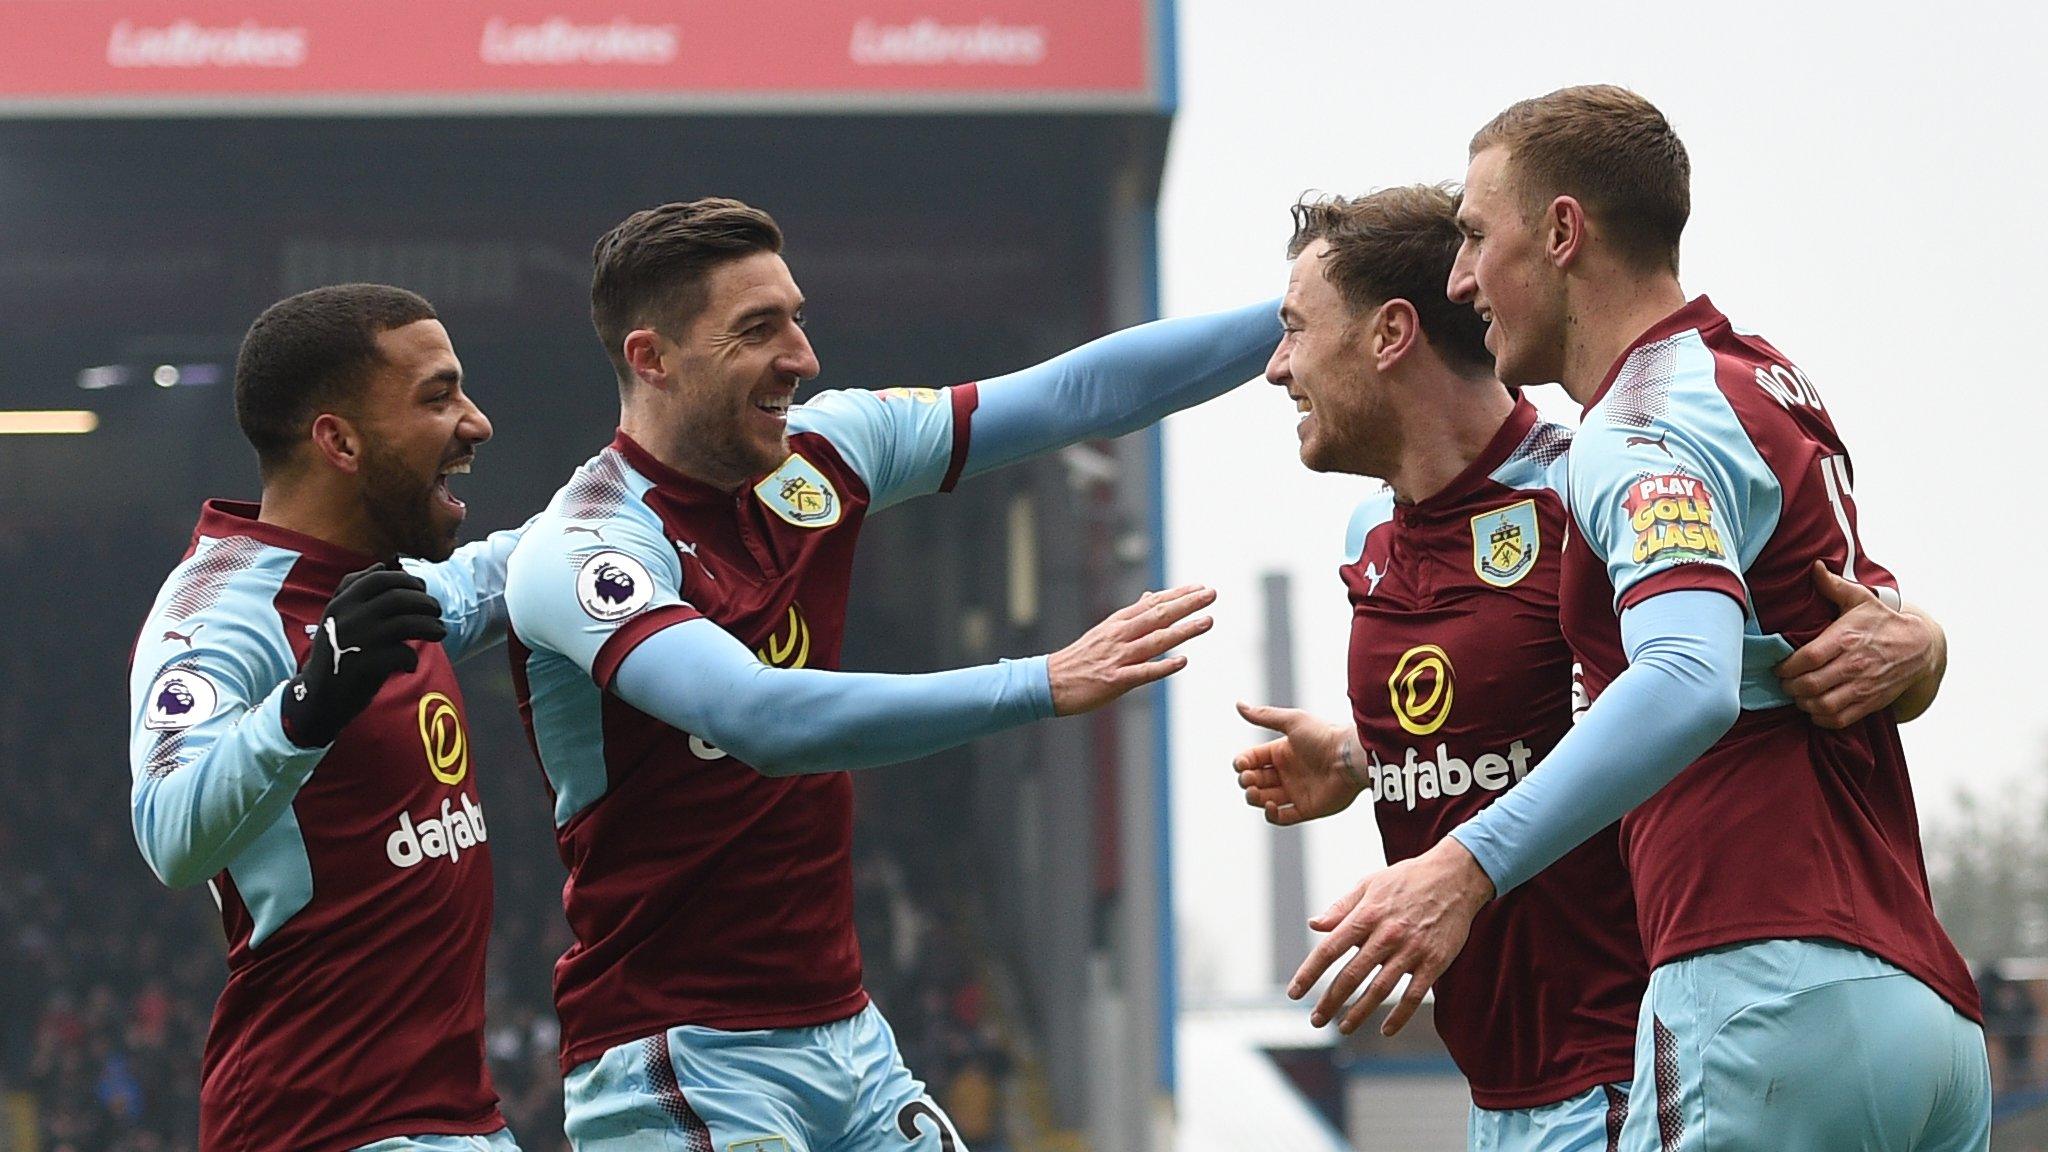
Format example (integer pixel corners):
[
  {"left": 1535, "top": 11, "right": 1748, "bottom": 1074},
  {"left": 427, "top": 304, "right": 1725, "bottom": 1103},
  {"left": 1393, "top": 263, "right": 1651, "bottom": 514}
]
[
  {"left": 435, "top": 456, "right": 472, "bottom": 513},
  {"left": 1290, "top": 392, "right": 1313, "bottom": 425}
]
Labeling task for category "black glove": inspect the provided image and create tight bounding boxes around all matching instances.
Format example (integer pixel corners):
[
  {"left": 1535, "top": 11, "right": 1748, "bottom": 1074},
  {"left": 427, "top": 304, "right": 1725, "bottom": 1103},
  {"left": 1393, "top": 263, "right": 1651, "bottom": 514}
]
[{"left": 279, "top": 563, "right": 447, "bottom": 748}]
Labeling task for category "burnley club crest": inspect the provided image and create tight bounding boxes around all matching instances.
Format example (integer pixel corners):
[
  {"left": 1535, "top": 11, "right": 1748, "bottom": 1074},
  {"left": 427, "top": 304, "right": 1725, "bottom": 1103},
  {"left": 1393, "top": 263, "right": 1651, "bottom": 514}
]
[
  {"left": 1472, "top": 499, "right": 1539, "bottom": 588},
  {"left": 754, "top": 454, "right": 842, "bottom": 529}
]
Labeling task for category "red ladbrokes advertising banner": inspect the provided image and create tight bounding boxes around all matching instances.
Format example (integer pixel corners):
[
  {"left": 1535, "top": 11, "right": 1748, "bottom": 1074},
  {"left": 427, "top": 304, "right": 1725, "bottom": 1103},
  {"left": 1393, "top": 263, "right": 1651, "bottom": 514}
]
[{"left": 0, "top": 0, "right": 1157, "bottom": 110}]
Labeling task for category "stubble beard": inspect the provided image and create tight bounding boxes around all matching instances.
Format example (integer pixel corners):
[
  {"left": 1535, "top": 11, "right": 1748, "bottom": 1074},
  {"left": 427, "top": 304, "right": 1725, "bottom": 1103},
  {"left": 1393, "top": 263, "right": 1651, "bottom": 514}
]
[{"left": 359, "top": 440, "right": 456, "bottom": 562}]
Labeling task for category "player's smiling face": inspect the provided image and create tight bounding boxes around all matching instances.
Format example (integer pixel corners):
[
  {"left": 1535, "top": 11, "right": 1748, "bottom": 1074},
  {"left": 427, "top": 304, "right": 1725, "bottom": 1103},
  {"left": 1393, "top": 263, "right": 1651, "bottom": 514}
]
[
  {"left": 659, "top": 251, "right": 820, "bottom": 488},
  {"left": 1267, "top": 239, "right": 1385, "bottom": 475},
  {"left": 1450, "top": 146, "right": 1567, "bottom": 387},
  {"left": 350, "top": 319, "right": 492, "bottom": 562}
]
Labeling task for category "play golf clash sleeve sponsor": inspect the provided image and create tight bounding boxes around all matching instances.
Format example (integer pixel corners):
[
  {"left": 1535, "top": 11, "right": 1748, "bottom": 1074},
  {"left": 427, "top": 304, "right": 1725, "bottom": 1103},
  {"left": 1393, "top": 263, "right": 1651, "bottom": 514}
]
[{"left": 1622, "top": 472, "right": 1727, "bottom": 565}]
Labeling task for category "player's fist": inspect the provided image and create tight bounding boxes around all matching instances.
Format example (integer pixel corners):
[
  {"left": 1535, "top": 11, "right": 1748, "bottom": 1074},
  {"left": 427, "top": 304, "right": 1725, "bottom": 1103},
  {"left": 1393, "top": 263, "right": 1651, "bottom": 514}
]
[
  {"left": 280, "top": 563, "right": 447, "bottom": 748},
  {"left": 1047, "top": 585, "right": 1215, "bottom": 716},
  {"left": 1233, "top": 703, "right": 1364, "bottom": 826}
]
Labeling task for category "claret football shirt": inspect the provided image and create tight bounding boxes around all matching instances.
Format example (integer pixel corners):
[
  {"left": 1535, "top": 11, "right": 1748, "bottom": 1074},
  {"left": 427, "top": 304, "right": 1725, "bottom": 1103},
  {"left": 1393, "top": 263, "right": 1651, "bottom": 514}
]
[{"left": 1344, "top": 397, "right": 1644, "bottom": 1109}]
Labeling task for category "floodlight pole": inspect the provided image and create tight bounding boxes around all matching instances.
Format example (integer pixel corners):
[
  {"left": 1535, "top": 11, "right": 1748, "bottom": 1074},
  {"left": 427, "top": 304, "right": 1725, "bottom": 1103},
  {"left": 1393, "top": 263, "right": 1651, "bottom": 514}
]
[{"left": 1261, "top": 571, "right": 1311, "bottom": 988}]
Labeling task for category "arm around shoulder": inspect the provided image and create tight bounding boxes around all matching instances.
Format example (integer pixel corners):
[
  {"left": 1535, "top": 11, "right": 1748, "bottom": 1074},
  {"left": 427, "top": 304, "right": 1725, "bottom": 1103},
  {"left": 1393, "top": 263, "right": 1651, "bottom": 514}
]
[{"left": 405, "top": 517, "right": 534, "bottom": 663}]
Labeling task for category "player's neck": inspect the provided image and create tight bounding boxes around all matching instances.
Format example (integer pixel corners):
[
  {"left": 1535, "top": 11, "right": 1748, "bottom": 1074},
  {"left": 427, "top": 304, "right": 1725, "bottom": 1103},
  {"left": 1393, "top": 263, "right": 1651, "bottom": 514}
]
[
  {"left": 257, "top": 479, "right": 385, "bottom": 557},
  {"left": 620, "top": 413, "right": 754, "bottom": 492},
  {"left": 1560, "top": 270, "right": 1689, "bottom": 405},
  {"left": 1383, "top": 369, "right": 1516, "bottom": 506}
]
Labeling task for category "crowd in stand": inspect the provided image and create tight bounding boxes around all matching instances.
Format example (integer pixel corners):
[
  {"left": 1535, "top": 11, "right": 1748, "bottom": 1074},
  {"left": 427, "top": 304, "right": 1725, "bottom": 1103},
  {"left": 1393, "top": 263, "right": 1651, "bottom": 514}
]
[
  {"left": 0, "top": 520, "right": 210, "bottom": 1152},
  {"left": 855, "top": 848, "right": 1014, "bottom": 1152},
  {"left": 0, "top": 519, "right": 1014, "bottom": 1152}
]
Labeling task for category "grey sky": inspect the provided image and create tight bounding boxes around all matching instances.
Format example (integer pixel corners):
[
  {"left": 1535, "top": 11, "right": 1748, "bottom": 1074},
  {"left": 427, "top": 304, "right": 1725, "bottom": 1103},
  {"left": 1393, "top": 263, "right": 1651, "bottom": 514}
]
[{"left": 1156, "top": 0, "right": 2048, "bottom": 997}]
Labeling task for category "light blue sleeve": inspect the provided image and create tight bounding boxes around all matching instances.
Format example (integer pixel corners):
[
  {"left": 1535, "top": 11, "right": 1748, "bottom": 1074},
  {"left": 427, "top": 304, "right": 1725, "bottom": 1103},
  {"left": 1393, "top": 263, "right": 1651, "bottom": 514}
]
[
  {"left": 401, "top": 518, "right": 531, "bottom": 664},
  {"left": 786, "top": 301, "right": 1278, "bottom": 511},
  {"left": 505, "top": 506, "right": 690, "bottom": 676},
  {"left": 611, "top": 618, "right": 1054, "bottom": 776},
  {"left": 786, "top": 386, "right": 961, "bottom": 513},
  {"left": 129, "top": 598, "right": 327, "bottom": 889},
  {"left": 1575, "top": 347, "right": 1800, "bottom": 707},
  {"left": 1446, "top": 590, "right": 1743, "bottom": 895},
  {"left": 1571, "top": 351, "right": 1780, "bottom": 613},
  {"left": 962, "top": 300, "right": 1282, "bottom": 479}
]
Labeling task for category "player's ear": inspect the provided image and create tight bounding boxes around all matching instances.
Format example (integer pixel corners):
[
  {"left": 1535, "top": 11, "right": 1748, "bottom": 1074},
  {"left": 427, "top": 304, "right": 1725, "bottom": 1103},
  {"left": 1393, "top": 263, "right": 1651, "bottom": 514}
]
[
  {"left": 1546, "top": 195, "right": 1586, "bottom": 270},
  {"left": 1371, "top": 298, "right": 1420, "bottom": 371},
  {"left": 622, "top": 329, "right": 670, "bottom": 391},
  {"left": 309, "top": 412, "right": 364, "bottom": 476}
]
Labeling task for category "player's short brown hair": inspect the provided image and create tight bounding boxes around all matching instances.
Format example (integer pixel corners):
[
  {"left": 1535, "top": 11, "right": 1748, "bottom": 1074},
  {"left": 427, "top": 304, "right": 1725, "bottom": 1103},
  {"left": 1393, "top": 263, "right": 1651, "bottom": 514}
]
[
  {"left": 590, "top": 197, "right": 784, "bottom": 382},
  {"left": 234, "top": 283, "right": 438, "bottom": 471},
  {"left": 1287, "top": 185, "right": 1493, "bottom": 376},
  {"left": 1470, "top": 84, "right": 1690, "bottom": 274}
]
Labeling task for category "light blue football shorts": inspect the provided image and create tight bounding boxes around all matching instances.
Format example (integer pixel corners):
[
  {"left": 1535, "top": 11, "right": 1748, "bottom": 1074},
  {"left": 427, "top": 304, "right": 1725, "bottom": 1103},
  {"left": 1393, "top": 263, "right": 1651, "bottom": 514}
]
[
  {"left": 354, "top": 1127, "right": 522, "bottom": 1152},
  {"left": 1470, "top": 1082, "right": 1630, "bottom": 1152},
  {"left": 1618, "top": 938, "right": 1989, "bottom": 1152},
  {"left": 563, "top": 1003, "right": 966, "bottom": 1152}
]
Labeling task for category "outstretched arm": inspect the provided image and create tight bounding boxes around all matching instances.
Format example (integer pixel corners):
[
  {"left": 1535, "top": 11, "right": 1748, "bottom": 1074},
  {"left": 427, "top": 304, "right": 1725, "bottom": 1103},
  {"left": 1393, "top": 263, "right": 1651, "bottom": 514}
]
[
  {"left": 961, "top": 300, "right": 1281, "bottom": 478},
  {"left": 789, "top": 301, "right": 1278, "bottom": 513},
  {"left": 606, "top": 586, "right": 1215, "bottom": 776},
  {"left": 612, "top": 622, "right": 1050, "bottom": 775}
]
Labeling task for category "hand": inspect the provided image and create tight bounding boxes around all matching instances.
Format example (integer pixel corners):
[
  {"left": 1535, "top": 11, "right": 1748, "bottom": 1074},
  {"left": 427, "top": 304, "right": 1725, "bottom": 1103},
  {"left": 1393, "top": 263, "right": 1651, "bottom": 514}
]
[
  {"left": 1233, "top": 703, "right": 1364, "bottom": 826},
  {"left": 1047, "top": 585, "right": 1216, "bottom": 716},
  {"left": 1288, "top": 837, "right": 1493, "bottom": 1037},
  {"left": 1776, "top": 561, "right": 1944, "bottom": 729},
  {"left": 280, "top": 563, "right": 447, "bottom": 747}
]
